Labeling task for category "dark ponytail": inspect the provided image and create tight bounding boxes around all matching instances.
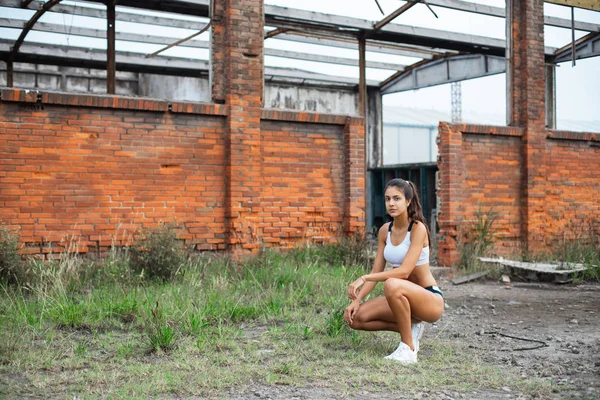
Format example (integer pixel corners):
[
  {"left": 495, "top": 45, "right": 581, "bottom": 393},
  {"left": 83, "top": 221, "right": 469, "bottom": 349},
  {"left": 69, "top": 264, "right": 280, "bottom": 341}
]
[{"left": 385, "top": 179, "right": 431, "bottom": 245}]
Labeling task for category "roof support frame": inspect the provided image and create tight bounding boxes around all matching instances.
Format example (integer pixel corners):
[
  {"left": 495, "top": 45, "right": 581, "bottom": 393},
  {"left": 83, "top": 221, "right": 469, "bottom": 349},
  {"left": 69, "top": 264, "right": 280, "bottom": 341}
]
[
  {"left": 0, "top": 39, "right": 381, "bottom": 86},
  {"left": 0, "top": 19, "right": 408, "bottom": 70},
  {"left": 553, "top": 31, "right": 600, "bottom": 63},
  {"left": 371, "top": 1, "right": 417, "bottom": 33},
  {"left": 7, "top": 0, "right": 62, "bottom": 86},
  {"left": 0, "top": 0, "right": 557, "bottom": 57},
  {"left": 380, "top": 53, "right": 507, "bottom": 94},
  {"left": 418, "top": 0, "right": 600, "bottom": 32}
]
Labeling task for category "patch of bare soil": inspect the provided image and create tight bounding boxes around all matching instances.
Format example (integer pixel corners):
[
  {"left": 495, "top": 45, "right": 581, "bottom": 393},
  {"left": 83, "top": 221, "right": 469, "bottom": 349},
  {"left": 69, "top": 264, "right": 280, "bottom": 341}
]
[{"left": 229, "top": 280, "right": 600, "bottom": 400}]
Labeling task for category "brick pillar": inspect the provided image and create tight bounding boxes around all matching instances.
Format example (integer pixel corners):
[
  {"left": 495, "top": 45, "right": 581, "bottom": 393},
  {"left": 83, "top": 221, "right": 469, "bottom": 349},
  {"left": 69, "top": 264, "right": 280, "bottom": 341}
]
[
  {"left": 509, "top": 0, "right": 547, "bottom": 254},
  {"left": 343, "top": 117, "right": 366, "bottom": 235},
  {"left": 437, "top": 122, "right": 464, "bottom": 267},
  {"left": 213, "top": 0, "right": 264, "bottom": 256}
]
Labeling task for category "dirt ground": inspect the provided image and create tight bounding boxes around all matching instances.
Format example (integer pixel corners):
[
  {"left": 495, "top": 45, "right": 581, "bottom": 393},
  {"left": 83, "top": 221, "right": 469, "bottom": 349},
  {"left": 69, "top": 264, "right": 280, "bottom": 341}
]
[{"left": 229, "top": 279, "right": 600, "bottom": 400}]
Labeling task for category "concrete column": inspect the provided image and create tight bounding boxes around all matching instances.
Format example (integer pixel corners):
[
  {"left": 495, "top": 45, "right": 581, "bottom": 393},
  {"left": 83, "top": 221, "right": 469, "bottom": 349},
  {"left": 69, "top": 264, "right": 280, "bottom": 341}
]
[
  {"left": 545, "top": 64, "right": 556, "bottom": 129},
  {"left": 365, "top": 86, "right": 382, "bottom": 231},
  {"left": 508, "top": 0, "right": 547, "bottom": 254},
  {"left": 366, "top": 86, "right": 382, "bottom": 169}
]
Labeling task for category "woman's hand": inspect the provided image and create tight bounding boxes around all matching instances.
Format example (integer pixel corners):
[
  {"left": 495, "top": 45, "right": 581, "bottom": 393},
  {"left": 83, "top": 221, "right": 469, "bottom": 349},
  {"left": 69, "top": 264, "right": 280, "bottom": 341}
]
[
  {"left": 344, "top": 299, "right": 360, "bottom": 326},
  {"left": 347, "top": 276, "right": 366, "bottom": 300}
]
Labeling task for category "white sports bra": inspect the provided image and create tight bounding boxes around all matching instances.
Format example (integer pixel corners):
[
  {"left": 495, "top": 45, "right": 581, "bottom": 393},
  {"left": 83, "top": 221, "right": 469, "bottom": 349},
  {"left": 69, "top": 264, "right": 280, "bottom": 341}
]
[{"left": 383, "top": 221, "right": 430, "bottom": 267}]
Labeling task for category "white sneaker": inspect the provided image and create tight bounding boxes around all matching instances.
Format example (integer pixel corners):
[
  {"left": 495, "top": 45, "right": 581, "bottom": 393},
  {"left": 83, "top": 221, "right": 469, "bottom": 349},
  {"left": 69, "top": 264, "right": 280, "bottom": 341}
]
[
  {"left": 384, "top": 342, "right": 417, "bottom": 364},
  {"left": 412, "top": 322, "right": 425, "bottom": 353}
]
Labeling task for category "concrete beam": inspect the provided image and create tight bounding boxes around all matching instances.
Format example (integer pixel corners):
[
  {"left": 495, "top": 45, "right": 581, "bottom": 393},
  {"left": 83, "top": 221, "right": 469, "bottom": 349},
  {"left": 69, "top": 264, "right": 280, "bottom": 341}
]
[
  {"left": 266, "top": 48, "right": 405, "bottom": 71},
  {"left": 4, "top": 0, "right": 598, "bottom": 32},
  {"left": 0, "top": 19, "right": 405, "bottom": 71},
  {"left": 423, "top": 0, "right": 600, "bottom": 32},
  {"left": 0, "top": 0, "right": 555, "bottom": 56},
  {"left": 0, "top": 39, "right": 379, "bottom": 86},
  {"left": 277, "top": 33, "right": 440, "bottom": 59}
]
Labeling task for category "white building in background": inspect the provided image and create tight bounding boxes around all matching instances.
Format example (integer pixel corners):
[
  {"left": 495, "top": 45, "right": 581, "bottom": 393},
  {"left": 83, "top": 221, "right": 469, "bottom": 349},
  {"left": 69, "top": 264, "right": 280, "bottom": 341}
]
[{"left": 382, "top": 106, "right": 599, "bottom": 166}]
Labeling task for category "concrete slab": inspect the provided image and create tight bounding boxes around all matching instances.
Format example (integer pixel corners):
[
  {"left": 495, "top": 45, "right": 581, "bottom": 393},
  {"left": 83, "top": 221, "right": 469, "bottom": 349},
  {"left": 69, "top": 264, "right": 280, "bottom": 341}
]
[{"left": 478, "top": 257, "right": 591, "bottom": 283}]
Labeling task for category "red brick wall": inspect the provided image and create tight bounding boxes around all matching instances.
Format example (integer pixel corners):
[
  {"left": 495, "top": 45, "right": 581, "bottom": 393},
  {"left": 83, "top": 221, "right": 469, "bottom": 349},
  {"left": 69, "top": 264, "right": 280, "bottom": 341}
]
[
  {"left": 437, "top": 122, "right": 600, "bottom": 267},
  {"left": 260, "top": 120, "right": 345, "bottom": 247},
  {"left": 0, "top": 90, "right": 229, "bottom": 256},
  {"left": 437, "top": 0, "right": 599, "bottom": 267},
  {"left": 0, "top": 90, "right": 366, "bottom": 257},
  {"left": 437, "top": 123, "right": 524, "bottom": 266},
  {"left": 544, "top": 131, "right": 600, "bottom": 246}
]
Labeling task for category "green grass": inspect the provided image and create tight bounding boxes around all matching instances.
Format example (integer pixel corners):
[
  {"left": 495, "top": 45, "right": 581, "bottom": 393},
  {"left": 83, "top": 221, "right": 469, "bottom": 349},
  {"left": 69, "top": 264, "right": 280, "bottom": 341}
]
[{"left": 0, "top": 247, "right": 552, "bottom": 399}]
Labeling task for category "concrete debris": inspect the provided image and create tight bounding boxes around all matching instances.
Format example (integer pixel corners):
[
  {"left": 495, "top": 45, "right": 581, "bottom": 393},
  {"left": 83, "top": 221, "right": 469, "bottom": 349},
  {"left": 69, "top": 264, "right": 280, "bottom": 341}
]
[
  {"left": 479, "top": 257, "right": 592, "bottom": 283},
  {"left": 452, "top": 271, "right": 488, "bottom": 285}
]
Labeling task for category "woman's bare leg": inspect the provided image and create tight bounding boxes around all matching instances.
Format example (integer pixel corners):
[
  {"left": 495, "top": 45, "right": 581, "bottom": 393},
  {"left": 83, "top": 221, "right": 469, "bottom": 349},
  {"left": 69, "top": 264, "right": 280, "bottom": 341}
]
[
  {"left": 384, "top": 279, "right": 415, "bottom": 350},
  {"left": 347, "top": 297, "right": 397, "bottom": 332},
  {"left": 384, "top": 278, "right": 444, "bottom": 350},
  {"left": 347, "top": 279, "right": 444, "bottom": 351}
]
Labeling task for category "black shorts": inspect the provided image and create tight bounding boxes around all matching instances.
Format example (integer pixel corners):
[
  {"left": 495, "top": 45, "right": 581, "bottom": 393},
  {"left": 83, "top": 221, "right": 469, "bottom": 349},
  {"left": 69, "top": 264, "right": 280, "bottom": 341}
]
[{"left": 424, "top": 285, "right": 443, "bottom": 297}]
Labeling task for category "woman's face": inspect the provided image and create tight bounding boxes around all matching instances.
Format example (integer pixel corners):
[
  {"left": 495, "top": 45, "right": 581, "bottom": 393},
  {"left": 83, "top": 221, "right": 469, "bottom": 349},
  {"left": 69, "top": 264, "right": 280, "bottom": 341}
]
[{"left": 384, "top": 186, "right": 410, "bottom": 218}]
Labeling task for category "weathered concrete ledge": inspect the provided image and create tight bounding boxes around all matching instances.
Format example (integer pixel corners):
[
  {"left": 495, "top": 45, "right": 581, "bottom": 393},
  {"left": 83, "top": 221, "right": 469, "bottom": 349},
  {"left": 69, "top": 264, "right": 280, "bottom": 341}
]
[{"left": 479, "top": 257, "right": 592, "bottom": 283}]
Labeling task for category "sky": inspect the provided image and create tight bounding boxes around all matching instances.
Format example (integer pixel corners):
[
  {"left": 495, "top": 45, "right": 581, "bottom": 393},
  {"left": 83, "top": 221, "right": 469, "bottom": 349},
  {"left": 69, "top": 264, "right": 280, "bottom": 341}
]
[{"left": 1, "top": 0, "right": 599, "bottom": 129}]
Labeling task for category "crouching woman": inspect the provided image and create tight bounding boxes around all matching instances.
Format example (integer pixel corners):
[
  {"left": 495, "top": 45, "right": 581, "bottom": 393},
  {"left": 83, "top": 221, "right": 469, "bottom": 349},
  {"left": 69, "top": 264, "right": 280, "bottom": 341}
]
[{"left": 345, "top": 178, "right": 444, "bottom": 364}]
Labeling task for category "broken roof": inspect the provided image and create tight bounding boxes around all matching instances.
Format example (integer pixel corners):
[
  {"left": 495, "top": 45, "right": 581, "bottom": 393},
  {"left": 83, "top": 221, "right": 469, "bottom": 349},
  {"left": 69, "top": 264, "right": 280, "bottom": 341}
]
[{"left": 0, "top": 0, "right": 598, "bottom": 90}]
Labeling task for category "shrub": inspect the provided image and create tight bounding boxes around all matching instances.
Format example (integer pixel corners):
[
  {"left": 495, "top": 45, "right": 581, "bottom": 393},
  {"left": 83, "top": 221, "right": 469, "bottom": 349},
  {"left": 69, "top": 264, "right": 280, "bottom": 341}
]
[
  {"left": 130, "top": 223, "right": 188, "bottom": 282},
  {"left": 458, "top": 207, "right": 498, "bottom": 271},
  {"left": 312, "top": 231, "right": 372, "bottom": 269},
  {"left": 0, "top": 226, "right": 24, "bottom": 285}
]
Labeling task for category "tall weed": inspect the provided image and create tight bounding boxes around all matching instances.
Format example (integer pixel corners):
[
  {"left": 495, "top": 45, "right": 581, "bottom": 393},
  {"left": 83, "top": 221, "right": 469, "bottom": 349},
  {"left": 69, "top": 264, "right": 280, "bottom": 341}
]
[
  {"left": 144, "top": 301, "right": 178, "bottom": 352},
  {"left": 0, "top": 225, "right": 24, "bottom": 285},
  {"left": 458, "top": 207, "right": 498, "bottom": 272}
]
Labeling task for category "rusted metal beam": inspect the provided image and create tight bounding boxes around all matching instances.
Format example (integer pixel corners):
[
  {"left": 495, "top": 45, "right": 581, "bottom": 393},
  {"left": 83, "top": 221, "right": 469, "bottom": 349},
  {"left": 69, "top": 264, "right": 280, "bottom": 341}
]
[
  {"left": 571, "top": 6, "right": 576, "bottom": 67},
  {"left": 21, "top": 0, "right": 36, "bottom": 7},
  {"left": 6, "top": 59, "right": 13, "bottom": 87},
  {"left": 374, "top": 0, "right": 385, "bottom": 15},
  {"left": 372, "top": 1, "right": 417, "bottom": 33},
  {"left": 7, "top": 0, "right": 62, "bottom": 87},
  {"left": 264, "top": 28, "right": 289, "bottom": 40},
  {"left": 11, "top": 0, "right": 62, "bottom": 56},
  {"left": 107, "top": 0, "right": 116, "bottom": 94},
  {"left": 358, "top": 34, "right": 367, "bottom": 117},
  {"left": 145, "top": 22, "right": 211, "bottom": 58}
]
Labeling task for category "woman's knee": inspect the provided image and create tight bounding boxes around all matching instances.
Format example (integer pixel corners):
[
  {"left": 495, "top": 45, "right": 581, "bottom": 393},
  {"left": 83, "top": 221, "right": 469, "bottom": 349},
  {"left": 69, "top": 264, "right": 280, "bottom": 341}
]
[
  {"left": 350, "top": 309, "right": 368, "bottom": 329},
  {"left": 383, "top": 278, "right": 407, "bottom": 299}
]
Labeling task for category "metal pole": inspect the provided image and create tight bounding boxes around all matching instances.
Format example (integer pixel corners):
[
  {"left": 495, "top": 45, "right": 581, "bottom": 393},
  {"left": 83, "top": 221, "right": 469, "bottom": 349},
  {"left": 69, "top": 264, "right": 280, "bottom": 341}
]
[
  {"left": 7, "top": 58, "right": 14, "bottom": 87},
  {"left": 358, "top": 34, "right": 367, "bottom": 118},
  {"left": 545, "top": 64, "right": 556, "bottom": 129},
  {"left": 505, "top": 0, "right": 513, "bottom": 126},
  {"left": 107, "top": 1, "right": 116, "bottom": 94},
  {"left": 571, "top": 6, "right": 576, "bottom": 67},
  {"left": 372, "top": 2, "right": 417, "bottom": 32}
]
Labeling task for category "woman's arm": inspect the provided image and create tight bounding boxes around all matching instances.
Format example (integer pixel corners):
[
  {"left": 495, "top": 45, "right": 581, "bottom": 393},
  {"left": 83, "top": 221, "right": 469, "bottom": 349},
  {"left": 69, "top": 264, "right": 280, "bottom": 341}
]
[
  {"left": 363, "top": 222, "right": 428, "bottom": 282},
  {"left": 348, "top": 224, "right": 388, "bottom": 301}
]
